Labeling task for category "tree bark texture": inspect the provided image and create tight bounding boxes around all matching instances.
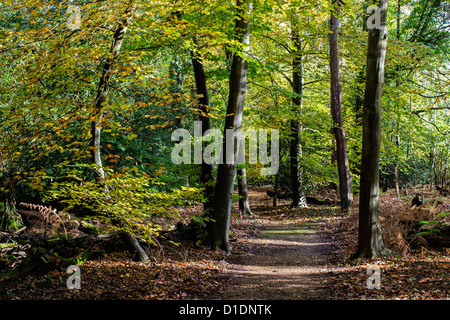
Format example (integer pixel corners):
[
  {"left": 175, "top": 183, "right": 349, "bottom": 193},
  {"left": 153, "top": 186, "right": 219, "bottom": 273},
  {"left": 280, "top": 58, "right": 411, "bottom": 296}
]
[
  {"left": 290, "top": 20, "right": 307, "bottom": 208},
  {"left": 210, "top": 0, "right": 252, "bottom": 253},
  {"left": 90, "top": 2, "right": 135, "bottom": 186},
  {"left": 190, "top": 39, "right": 214, "bottom": 215},
  {"left": 89, "top": 2, "right": 148, "bottom": 262},
  {"left": 355, "top": 0, "right": 390, "bottom": 259},
  {"left": 329, "top": 0, "right": 353, "bottom": 212},
  {"left": 238, "top": 167, "right": 253, "bottom": 216}
]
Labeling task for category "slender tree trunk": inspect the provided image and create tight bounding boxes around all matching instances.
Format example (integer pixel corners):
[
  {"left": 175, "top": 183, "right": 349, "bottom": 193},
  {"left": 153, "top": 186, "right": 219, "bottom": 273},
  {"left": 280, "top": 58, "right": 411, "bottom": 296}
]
[
  {"left": 350, "top": 2, "right": 368, "bottom": 176},
  {"left": 393, "top": 0, "right": 401, "bottom": 199},
  {"left": 238, "top": 167, "right": 253, "bottom": 216},
  {"left": 393, "top": 122, "right": 400, "bottom": 198},
  {"left": 121, "top": 233, "right": 149, "bottom": 262},
  {"left": 273, "top": 172, "right": 279, "bottom": 207},
  {"left": 290, "top": 19, "right": 307, "bottom": 208},
  {"left": 190, "top": 38, "right": 214, "bottom": 214},
  {"left": 90, "top": 2, "right": 148, "bottom": 262},
  {"left": 225, "top": 40, "right": 254, "bottom": 218},
  {"left": 91, "top": 2, "right": 134, "bottom": 186},
  {"left": 354, "top": 0, "right": 390, "bottom": 259},
  {"left": 431, "top": 110, "right": 437, "bottom": 189},
  {"left": 329, "top": 0, "right": 353, "bottom": 212},
  {"left": 210, "top": 0, "right": 252, "bottom": 253}
]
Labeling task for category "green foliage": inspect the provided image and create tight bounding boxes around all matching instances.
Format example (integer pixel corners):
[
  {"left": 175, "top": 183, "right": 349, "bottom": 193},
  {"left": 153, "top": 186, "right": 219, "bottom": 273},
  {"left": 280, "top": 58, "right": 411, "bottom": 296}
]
[
  {"left": 0, "top": 199, "right": 22, "bottom": 231},
  {"left": 43, "top": 165, "right": 203, "bottom": 245},
  {"left": 185, "top": 214, "right": 210, "bottom": 241},
  {"left": 437, "top": 212, "right": 450, "bottom": 219},
  {"left": 80, "top": 220, "right": 100, "bottom": 235},
  {"left": 416, "top": 220, "right": 439, "bottom": 227},
  {"left": 55, "top": 248, "right": 90, "bottom": 266},
  {"left": 416, "top": 229, "right": 441, "bottom": 237},
  {"left": 0, "top": 0, "right": 449, "bottom": 245}
]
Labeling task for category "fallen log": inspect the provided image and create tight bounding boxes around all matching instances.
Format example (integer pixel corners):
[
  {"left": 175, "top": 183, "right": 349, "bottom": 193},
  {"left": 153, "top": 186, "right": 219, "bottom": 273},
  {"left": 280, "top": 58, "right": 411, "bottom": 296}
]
[
  {"left": 29, "top": 233, "right": 124, "bottom": 253},
  {"left": 14, "top": 247, "right": 69, "bottom": 275},
  {"left": 0, "top": 247, "right": 69, "bottom": 283},
  {"left": 408, "top": 221, "right": 450, "bottom": 248}
]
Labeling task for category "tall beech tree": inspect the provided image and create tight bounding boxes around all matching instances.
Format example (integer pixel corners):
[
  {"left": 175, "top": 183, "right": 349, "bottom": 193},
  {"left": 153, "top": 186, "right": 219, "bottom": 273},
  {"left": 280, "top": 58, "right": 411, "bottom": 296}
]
[
  {"left": 89, "top": 1, "right": 149, "bottom": 262},
  {"left": 354, "top": 0, "right": 391, "bottom": 258},
  {"left": 90, "top": 2, "right": 135, "bottom": 187},
  {"left": 210, "top": 0, "right": 252, "bottom": 253},
  {"left": 224, "top": 40, "right": 253, "bottom": 218},
  {"left": 190, "top": 38, "right": 214, "bottom": 214},
  {"left": 290, "top": 17, "right": 307, "bottom": 208},
  {"left": 238, "top": 166, "right": 253, "bottom": 216},
  {"left": 329, "top": 0, "right": 353, "bottom": 212}
]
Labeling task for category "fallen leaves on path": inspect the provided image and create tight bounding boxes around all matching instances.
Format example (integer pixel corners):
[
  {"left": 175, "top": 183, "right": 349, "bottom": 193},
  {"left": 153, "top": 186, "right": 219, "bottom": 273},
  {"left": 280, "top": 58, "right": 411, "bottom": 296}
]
[
  {"left": 0, "top": 187, "right": 448, "bottom": 300},
  {"left": 0, "top": 247, "right": 228, "bottom": 300}
]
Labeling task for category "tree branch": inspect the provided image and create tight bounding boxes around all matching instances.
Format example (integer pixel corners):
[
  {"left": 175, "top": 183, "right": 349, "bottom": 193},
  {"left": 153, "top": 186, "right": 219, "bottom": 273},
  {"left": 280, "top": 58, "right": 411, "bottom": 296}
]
[{"left": 413, "top": 112, "right": 449, "bottom": 135}]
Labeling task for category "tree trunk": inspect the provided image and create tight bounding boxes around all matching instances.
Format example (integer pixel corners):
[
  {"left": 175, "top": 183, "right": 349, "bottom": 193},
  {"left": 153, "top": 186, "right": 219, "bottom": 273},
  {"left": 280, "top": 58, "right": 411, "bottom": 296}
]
[
  {"left": 329, "top": 0, "right": 353, "bottom": 212},
  {"left": 273, "top": 172, "right": 279, "bottom": 207},
  {"left": 190, "top": 38, "right": 214, "bottom": 215},
  {"left": 394, "top": 131, "right": 400, "bottom": 198},
  {"left": 431, "top": 110, "right": 437, "bottom": 189},
  {"left": 393, "top": 0, "right": 401, "bottom": 199},
  {"left": 224, "top": 36, "right": 253, "bottom": 219},
  {"left": 121, "top": 233, "right": 149, "bottom": 262},
  {"left": 290, "top": 19, "right": 307, "bottom": 209},
  {"left": 354, "top": 0, "right": 390, "bottom": 259},
  {"left": 90, "top": 2, "right": 135, "bottom": 187},
  {"left": 0, "top": 197, "right": 21, "bottom": 231},
  {"left": 210, "top": 0, "right": 252, "bottom": 253},
  {"left": 409, "top": 222, "right": 450, "bottom": 249},
  {"left": 90, "top": 1, "right": 148, "bottom": 262},
  {"left": 238, "top": 167, "right": 253, "bottom": 216}
]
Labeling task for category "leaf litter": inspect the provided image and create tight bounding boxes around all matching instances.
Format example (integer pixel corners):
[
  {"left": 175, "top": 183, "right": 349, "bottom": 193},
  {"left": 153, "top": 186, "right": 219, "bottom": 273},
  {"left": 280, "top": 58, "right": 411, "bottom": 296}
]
[{"left": 0, "top": 187, "right": 448, "bottom": 300}]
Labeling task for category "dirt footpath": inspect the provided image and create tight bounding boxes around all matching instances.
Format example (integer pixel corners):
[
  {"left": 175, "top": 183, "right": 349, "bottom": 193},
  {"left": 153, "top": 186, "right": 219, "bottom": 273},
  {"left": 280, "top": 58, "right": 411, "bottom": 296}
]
[{"left": 217, "top": 221, "right": 336, "bottom": 300}]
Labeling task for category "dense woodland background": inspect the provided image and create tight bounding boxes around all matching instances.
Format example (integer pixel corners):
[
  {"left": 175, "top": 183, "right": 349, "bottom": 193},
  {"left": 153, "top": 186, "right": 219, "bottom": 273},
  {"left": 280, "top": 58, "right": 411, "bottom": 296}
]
[{"left": 0, "top": 0, "right": 449, "bottom": 300}]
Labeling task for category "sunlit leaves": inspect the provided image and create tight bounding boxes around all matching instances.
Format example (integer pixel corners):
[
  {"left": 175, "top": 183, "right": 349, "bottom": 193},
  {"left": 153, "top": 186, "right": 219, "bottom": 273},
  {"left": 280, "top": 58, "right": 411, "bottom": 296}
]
[
  {"left": 43, "top": 166, "right": 203, "bottom": 244},
  {"left": 0, "top": 0, "right": 449, "bottom": 221}
]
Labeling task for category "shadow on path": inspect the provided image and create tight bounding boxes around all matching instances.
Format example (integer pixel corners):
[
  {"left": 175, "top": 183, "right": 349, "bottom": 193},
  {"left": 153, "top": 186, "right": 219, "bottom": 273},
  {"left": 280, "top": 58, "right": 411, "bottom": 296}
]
[{"left": 218, "top": 222, "right": 335, "bottom": 300}]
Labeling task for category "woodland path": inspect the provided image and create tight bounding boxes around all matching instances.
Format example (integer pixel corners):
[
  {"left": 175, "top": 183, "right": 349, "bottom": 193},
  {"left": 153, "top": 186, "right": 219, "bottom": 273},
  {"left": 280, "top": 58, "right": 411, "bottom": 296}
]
[{"left": 216, "top": 219, "right": 336, "bottom": 300}]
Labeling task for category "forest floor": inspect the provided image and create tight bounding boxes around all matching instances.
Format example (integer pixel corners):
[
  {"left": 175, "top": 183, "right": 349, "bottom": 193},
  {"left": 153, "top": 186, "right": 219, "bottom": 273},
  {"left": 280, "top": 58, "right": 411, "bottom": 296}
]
[
  {"left": 211, "top": 219, "right": 336, "bottom": 299},
  {"left": 0, "top": 187, "right": 449, "bottom": 300},
  {"left": 213, "top": 187, "right": 449, "bottom": 300}
]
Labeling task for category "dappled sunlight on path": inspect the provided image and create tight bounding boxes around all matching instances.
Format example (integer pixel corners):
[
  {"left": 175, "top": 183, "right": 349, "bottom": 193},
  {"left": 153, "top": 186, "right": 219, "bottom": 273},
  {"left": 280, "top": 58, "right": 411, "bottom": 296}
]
[{"left": 219, "top": 221, "right": 335, "bottom": 300}]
